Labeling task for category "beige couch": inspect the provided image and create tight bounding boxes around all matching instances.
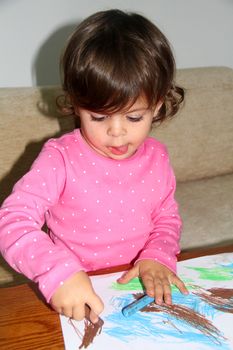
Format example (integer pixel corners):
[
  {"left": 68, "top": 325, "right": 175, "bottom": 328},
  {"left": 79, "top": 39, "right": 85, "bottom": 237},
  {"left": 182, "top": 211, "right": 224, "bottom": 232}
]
[{"left": 0, "top": 66, "right": 233, "bottom": 286}]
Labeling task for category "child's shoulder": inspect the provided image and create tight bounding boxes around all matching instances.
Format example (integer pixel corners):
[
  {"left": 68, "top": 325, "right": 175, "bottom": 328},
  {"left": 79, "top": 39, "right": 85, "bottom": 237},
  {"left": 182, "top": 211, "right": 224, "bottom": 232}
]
[
  {"left": 143, "top": 137, "right": 172, "bottom": 169},
  {"left": 44, "top": 130, "right": 79, "bottom": 150},
  {"left": 144, "top": 136, "right": 168, "bottom": 154}
]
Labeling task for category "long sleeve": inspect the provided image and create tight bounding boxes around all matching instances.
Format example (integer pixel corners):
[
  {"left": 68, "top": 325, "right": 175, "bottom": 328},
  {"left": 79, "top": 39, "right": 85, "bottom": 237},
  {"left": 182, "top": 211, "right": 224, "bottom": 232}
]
[
  {"left": 0, "top": 130, "right": 183, "bottom": 301},
  {"left": 135, "top": 148, "right": 182, "bottom": 273},
  {"left": 0, "top": 142, "right": 83, "bottom": 302}
]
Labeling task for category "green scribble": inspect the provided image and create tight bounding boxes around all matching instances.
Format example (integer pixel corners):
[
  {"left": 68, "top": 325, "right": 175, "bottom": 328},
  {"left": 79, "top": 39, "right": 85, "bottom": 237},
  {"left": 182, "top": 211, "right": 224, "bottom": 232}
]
[
  {"left": 186, "top": 266, "right": 233, "bottom": 281},
  {"left": 111, "top": 277, "right": 143, "bottom": 291},
  {"left": 111, "top": 277, "right": 194, "bottom": 292},
  {"left": 179, "top": 276, "right": 195, "bottom": 284}
]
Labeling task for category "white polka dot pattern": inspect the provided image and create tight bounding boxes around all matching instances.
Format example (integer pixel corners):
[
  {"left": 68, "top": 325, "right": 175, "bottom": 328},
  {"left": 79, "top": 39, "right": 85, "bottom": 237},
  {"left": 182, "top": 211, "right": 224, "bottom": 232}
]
[{"left": 0, "top": 129, "right": 181, "bottom": 302}]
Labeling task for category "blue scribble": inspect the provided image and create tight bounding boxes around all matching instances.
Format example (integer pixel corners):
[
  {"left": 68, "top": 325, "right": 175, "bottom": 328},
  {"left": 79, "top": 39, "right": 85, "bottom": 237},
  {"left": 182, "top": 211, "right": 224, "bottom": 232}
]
[{"left": 103, "top": 291, "right": 230, "bottom": 349}]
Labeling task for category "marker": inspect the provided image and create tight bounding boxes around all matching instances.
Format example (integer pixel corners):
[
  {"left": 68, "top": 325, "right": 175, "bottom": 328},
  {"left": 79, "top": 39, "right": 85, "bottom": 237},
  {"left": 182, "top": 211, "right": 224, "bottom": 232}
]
[{"left": 122, "top": 294, "right": 154, "bottom": 317}]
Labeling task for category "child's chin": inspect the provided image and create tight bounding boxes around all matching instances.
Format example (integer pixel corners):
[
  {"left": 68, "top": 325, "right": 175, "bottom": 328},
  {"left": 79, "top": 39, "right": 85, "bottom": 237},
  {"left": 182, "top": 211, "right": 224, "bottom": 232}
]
[
  {"left": 109, "top": 151, "right": 135, "bottom": 160},
  {"left": 110, "top": 154, "right": 129, "bottom": 160}
]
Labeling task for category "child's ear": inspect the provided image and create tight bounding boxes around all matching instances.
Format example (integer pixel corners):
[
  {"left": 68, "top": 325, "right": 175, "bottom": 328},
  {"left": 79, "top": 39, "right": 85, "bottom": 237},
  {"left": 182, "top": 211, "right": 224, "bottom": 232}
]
[
  {"left": 72, "top": 105, "right": 81, "bottom": 127},
  {"left": 154, "top": 100, "right": 163, "bottom": 114},
  {"left": 74, "top": 115, "right": 81, "bottom": 128},
  {"left": 152, "top": 100, "right": 163, "bottom": 120},
  {"left": 73, "top": 105, "right": 80, "bottom": 116}
]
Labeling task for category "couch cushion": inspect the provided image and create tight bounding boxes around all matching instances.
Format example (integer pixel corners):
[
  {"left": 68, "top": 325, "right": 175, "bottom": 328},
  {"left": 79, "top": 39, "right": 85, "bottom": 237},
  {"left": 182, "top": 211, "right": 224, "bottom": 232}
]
[
  {"left": 177, "top": 173, "right": 233, "bottom": 249},
  {"left": 0, "top": 87, "right": 75, "bottom": 204},
  {"left": 150, "top": 67, "right": 233, "bottom": 182}
]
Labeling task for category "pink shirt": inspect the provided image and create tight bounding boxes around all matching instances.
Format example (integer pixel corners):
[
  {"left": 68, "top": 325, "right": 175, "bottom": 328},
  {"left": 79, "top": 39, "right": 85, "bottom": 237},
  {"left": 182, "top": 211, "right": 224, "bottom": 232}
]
[{"left": 0, "top": 129, "right": 181, "bottom": 302}]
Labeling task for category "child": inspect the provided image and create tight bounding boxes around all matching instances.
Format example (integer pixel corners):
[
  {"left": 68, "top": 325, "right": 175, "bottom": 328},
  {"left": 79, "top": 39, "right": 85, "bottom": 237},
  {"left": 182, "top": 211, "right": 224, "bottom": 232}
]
[{"left": 0, "top": 9, "right": 188, "bottom": 323}]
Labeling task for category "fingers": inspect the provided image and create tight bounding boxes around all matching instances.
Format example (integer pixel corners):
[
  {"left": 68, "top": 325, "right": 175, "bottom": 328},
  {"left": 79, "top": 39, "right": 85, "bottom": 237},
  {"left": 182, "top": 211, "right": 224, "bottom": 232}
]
[
  {"left": 117, "top": 266, "right": 138, "bottom": 284},
  {"left": 52, "top": 303, "right": 85, "bottom": 320},
  {"left": 50, "top": 271, "right": 104, "bottom": 322},
  {"left": 141, "top": 273, "right": 172, "bottom": 305},
  {"left": 89, "top": 310, "right": 100, "bottom": 324},
  {"left": 162, "top": 280, "right": 172, "bottom": 305},
  {"left": 57, "top": 296, "right": 104, "bottom": 322},
  {"left": 51, "top": 290, "right": 104, "bottom": 322},
  {"left": 87, "top": 294, "right": 104, "bottom": 323},
  {"left": 67, "top": 293, "right": 104, "bottom": 322},
  {"left": 140, "top": 274, "right": 155, "bottom": 297},
  {"left": 138, "top": 261, "right": 189, "bottom": 306},
  {"left": 69, "top": 305, "right": 86, "bottom": 320},
  {"left": 170, "top": 275, "right": 189, "bottom": 295}
]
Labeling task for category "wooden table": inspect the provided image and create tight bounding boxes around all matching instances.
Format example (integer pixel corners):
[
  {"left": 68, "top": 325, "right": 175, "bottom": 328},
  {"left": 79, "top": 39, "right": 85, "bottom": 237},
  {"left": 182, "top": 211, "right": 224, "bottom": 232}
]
[{"left": 0, "top": 244, "right": 233, "bottom": 350}]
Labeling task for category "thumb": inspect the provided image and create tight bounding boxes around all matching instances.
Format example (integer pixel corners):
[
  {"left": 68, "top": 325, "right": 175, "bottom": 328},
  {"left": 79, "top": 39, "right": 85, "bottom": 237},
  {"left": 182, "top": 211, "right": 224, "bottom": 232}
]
[
  {"left": 117, "top": 266, "right": 139, "bottom": 284},
  {"left": 87, "top": 294, "right": 104, "bottom": 324},
  {"left": 89, "top": 310, "right": 100, "bottom": 324}
]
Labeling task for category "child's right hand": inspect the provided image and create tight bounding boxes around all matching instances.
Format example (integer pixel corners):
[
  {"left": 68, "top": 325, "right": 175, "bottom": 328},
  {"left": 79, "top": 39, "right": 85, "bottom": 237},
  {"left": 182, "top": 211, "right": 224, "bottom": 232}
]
[{"left": 50, "top": 271, "right": 104, "bottom": 323}]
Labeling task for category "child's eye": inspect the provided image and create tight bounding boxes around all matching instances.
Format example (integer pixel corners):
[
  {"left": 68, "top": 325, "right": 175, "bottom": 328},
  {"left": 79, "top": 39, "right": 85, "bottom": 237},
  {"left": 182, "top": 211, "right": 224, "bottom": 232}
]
[
  {"left": 90, "top": 114, "right": 107, "bottom": 122},
  {"left": 127, "top": 115, "right": 143, "bottom": 122}
]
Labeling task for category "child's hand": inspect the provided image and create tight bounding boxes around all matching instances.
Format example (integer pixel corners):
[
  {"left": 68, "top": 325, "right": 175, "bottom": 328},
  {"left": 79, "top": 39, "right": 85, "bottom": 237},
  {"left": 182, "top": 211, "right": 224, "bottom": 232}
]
[
  {"left": 117, "top": 259, "right": 188, "bottom": 305},
  {"left": 50, "top": 271, "right": 104, "bottom": 323}
]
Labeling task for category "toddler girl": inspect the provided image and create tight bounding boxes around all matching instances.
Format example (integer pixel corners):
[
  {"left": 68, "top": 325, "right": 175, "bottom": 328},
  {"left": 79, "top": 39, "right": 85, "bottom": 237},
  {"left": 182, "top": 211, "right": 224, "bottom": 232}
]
[{"left": 0, "top": 9, "right": 188, "bottom": 323}]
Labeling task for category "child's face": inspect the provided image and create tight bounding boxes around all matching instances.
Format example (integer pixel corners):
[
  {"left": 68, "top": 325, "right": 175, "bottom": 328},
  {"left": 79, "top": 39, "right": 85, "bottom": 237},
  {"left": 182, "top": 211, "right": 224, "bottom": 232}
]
[{"left": 77, "top": 97, "right": 161, "bottom": 160}]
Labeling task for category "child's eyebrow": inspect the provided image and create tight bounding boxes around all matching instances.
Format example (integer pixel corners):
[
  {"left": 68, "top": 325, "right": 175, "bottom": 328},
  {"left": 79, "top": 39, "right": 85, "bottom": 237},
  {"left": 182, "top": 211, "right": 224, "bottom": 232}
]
[
  {"left": 90, "top": 107, "right": 149, "bottom": 115},
  {"left": 126, "top": 107, "right": 148, "bottom": 113}
]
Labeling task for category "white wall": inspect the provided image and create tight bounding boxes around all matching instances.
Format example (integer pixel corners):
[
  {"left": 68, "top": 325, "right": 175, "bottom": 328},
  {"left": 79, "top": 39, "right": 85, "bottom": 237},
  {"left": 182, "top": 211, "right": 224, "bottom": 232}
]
[{"left": 0, "top": 0, "right": 232, "bottom": 87}]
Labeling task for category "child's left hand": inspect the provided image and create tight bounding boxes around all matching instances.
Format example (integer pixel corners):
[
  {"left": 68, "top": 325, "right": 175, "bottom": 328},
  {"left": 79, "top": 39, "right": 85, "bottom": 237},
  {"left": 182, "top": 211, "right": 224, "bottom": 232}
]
[{"left": 117, "top": 259, "right": 188, "bottom": 305}]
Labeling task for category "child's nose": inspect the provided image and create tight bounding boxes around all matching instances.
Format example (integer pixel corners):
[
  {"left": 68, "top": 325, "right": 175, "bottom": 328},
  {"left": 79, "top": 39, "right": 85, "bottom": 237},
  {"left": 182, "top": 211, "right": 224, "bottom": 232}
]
[{"left": 107, "top": 118, "right": 126, "bottom": 137}]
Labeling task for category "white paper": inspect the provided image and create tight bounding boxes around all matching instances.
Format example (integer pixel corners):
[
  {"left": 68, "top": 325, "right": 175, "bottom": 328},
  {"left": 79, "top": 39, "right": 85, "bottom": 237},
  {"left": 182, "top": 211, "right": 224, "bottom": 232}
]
[{"left": 60, "top": 252, "right": 233, "bottom": 350}]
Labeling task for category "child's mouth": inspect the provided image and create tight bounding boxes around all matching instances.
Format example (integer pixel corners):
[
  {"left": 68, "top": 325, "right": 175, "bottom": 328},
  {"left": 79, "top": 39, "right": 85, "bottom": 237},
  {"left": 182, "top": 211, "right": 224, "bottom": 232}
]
[{"left": 108, "top": 145, "right": 129, "bottom": 155}]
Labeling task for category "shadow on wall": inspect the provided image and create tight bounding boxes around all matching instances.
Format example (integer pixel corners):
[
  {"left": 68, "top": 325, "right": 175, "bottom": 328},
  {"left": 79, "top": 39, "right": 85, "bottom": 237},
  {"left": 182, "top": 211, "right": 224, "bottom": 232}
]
[
  {"left": 32, "top": 22, "right": 81, "bottom": 129},
  {"left": 0, "top": 23, "right": 84, "bottom": 285},
  {"left": 0, "top": 23, "right": 83, "bottom": 205},
  {"left": 32, "top": 23, "right": 79, "bottom": 86}
]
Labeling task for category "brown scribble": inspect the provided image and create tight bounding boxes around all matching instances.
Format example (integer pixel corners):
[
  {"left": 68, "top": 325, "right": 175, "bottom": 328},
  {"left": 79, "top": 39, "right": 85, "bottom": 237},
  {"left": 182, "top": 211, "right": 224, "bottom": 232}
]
[
  {"left": 68, "top": 288, "right": 233, "bottom": 348},
  {"left": 194, "top": 288, "right": 233, "bottom": 314},
  {"left": 163, "top": 319, "right": 183, "bottom": 334},
  {"left": 142, "top": 303, "right": 224, "bottom": 344},
  {"left": 68, "top": 317, "right": 104, "bottom": 349},
  {"left": 133, "top": 292, "right": 225, "bottom": 344},
  {"left": 79, "top": 317, "right": 104, "bottom": 349},
  {"left": 68, "top": 318, "right": 84, "bottom": 340}
]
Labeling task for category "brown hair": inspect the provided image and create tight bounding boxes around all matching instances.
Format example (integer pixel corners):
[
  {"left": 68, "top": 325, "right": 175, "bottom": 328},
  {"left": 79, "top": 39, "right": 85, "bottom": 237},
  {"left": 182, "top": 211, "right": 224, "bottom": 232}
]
[{"left": 57, "top": 9, "right": 184, "bottom": 123}]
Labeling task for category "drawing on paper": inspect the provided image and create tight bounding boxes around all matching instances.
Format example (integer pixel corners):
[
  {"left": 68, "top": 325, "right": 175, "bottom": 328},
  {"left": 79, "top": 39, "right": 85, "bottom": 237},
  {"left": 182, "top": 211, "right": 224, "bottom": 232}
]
[{"left": 60, "top": 253, "right": 233, "bottom": 350}]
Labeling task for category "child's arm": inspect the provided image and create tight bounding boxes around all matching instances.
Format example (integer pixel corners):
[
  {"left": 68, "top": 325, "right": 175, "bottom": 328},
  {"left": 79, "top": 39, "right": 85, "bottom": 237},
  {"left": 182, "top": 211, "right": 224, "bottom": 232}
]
[
  {"left": 0, "top": 142, "right": 87, "bottom": 304},
  {"left": 118, "top": 147, "right": 188, "bottom": 304}
]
